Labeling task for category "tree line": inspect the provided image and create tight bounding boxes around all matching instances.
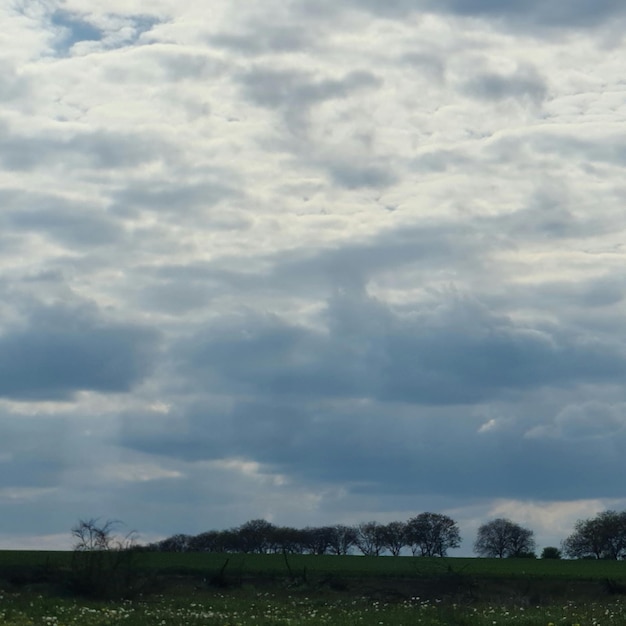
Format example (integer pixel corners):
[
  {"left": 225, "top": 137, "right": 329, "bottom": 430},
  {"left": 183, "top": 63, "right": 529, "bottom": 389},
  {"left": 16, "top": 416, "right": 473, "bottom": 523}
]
[
  {"left": 145, "top": 513, "right": 461, "bottom": 557},
  {"left": 139, "top": 509, "right": 626, "bottom": 560}
]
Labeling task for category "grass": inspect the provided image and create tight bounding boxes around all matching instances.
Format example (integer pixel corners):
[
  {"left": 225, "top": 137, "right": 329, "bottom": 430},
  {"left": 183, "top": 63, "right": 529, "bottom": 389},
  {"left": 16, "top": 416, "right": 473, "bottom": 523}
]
[
  {"left": 1, "top": 587, "right": 626, "bottom": 625},
  {"left": 1, "top": 550, "right": 625, "bottom": 582},
  {"left": 1, "top": 551, "right": 626, "bottom": 625}
]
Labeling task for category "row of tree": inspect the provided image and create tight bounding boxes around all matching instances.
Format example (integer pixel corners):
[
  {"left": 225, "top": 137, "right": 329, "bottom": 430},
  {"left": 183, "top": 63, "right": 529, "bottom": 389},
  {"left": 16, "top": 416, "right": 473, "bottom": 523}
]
[
  {"left": 147, "top": 513, "right": 461, "bottom": 557},
  {"left": 144, "top": 509, "right": 626, "bottom": 559}
]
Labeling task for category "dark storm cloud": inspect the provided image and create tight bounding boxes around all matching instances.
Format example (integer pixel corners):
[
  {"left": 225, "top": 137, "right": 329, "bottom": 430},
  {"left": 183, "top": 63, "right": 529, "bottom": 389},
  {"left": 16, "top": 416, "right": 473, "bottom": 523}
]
[
  {"left": 120, "top": 393, "right": 626, "bottom": 504},
  {"left": 174, "top": 288, "right": 626, "bottom": 406},
  {"left": 0, "top": 304, "right": 159, "bottom": 400}
]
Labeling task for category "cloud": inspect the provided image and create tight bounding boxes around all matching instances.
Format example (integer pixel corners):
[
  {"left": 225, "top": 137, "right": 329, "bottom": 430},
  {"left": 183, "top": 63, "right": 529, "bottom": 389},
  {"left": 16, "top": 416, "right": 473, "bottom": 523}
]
[
  {"left": 1, "top": 189, "right": 124, "bottom": 248},
  {"left": 4, "top": 0, "right": 626, "bottom": 552},
  {"left": 0, "top": 303, "right": 159, "bottom": 400},
  {"left": 0, "top": 120, "right": 174, "bottom": 172},
  {"left": 172, "top": 287, "right": 626, "bottom": 408},
  {"left": 461, "top": 65, "right": 548, "bottom": 105},
  {"left": 238, "top": 67, "right": 382, "bottom": 134},
  {"left": 333, "top": 0, "right": 626, "bottom": 30}
]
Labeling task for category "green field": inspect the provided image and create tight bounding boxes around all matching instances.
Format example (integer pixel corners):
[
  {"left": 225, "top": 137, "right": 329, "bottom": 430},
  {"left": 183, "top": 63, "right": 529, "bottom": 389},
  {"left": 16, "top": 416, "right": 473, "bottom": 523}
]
[
  {"left": 1, "top": 551, "right": 626, "bottom": 625},
  {"left": 1, "top": 550, "right": 625, "bottom": 580}
]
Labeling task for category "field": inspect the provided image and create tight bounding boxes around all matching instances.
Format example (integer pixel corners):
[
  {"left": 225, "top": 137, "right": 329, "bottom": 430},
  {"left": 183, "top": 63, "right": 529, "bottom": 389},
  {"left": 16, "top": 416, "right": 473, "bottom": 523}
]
[{"left": 1, "top": 551, "right": 626, "bottom": 625}]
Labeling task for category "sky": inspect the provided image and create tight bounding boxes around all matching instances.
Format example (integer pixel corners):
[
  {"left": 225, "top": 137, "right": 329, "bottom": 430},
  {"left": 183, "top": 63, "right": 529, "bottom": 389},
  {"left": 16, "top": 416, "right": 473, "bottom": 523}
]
[{"left": 2, "top": 0, "right": 626, "bottom": 555}]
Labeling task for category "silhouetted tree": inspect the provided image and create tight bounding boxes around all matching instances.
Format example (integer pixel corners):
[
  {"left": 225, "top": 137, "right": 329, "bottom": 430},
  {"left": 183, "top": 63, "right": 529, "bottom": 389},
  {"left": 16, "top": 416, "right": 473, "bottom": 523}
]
[
  {"left": 300, "top": 526, "right": 334, "bottom": 555},
  {"left": 236, "top": 519, "right": 278, "bottom": 554},
  {"left": 355, "top": 521, "right": 385, "bottom": 556},
  {"left": 474, "top": 518, "right": 535, "bottom": 558},
  {"left": 563, "top": 510, "right": 626, "bottom": 560},
  {"left": 406, "top": 512, "right": 461, "bottom": 557},
  {"left": 155, "top": 533, "right": 193, "bottom": 552},
  {"left": 380, "top": 521, "right": 407, "bottom": 556},
  {"left": 327, "top": 525, "right": 358, "bottom": 555}
]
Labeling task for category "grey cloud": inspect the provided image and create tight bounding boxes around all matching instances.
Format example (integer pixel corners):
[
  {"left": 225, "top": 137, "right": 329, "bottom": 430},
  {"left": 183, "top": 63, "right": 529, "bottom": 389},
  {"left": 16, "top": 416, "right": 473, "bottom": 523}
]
[
  {"left": 0, "top": 190, "right": 124, "bottom": 248},
  {"left": 240, "top": 67, "right": 380, "bottom": 108},
  {"left": 412, "top": 149, "right": 469, "bottom": 173},
  {"left": 0, "top": 122, "right": 173, "bottom": 172},
  {"left": 121, "top": 393, "right": 626, "bottom": 504},
  {"left": 323, "top": 0, "right": 626, "bottom": 30},
  {"left": 238, "top": 67, "right": 381, "bottom": 131},
  {"left": 461, "top": 66, "right": 548, "bottom": 105},
  {"left": 110, "top": 177, "right": 237, "bottom": 219},
  {"left": 401, "top": 52, "right": 446, "bottom": 83},
  {"left": 0, "top": 304, "right": 159, "bottom": 400},
  {"left": 173, "top": 288, "right": 626, "bottom": 406},
  {"left": 528, "top": 402, "right": 626, "bottom": 440},
  {"left": 531, "top": 133, "right": 626, "bottom": 167},
  {"left": 326, "top": 161, "right": 397, "bottom": 189},
  {"left": 211, "top": 25, "right": 315, "bottom": 56},
  {"left": 431, "top": 0, "right": 626, "bottom": 28}
]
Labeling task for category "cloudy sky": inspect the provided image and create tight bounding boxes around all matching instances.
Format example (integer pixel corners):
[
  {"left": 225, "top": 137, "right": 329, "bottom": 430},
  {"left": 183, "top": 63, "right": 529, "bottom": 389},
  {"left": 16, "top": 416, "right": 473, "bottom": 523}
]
[{"left": 2, "top": 0, "right": 626, "bottom": 554}]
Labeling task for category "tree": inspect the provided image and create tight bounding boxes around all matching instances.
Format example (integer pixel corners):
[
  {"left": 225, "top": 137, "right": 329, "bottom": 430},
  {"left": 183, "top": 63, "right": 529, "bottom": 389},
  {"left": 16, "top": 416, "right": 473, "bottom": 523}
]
[
  {"left": 563, "top": 510, "right": 626, "bottom": 560},
  {"left": 474, "top": 518, "right": 535, "bottom": 558},
  {"left": 236, "top": 519, "right": 278, "bottom": 554},
  {"left": 327, "top": 525, "right": 357, "bottom": 556},
  {"left": 355, "top": 521, "right": 385, "bottom": 556},
  {"left": 405, "top": 513, "right": 461, "bottom": 557},
  {"left": 300, "top": 526, "right": 334, "bottom": 555},
  {"left": 155, "top": 533, "right": 193, "bottom": 552},
  {"left": 541, "top": 546, "right": 561, "bottom": 559},
  {"left": 380, "top": 521, "right": 407, "bottom": 557}
]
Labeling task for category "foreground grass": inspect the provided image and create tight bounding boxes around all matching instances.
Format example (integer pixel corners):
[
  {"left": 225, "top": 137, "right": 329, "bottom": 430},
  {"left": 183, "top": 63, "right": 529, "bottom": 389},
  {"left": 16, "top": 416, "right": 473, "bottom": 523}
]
[{"left": 1, "top": 589, "right": 626, "bottom": 626}]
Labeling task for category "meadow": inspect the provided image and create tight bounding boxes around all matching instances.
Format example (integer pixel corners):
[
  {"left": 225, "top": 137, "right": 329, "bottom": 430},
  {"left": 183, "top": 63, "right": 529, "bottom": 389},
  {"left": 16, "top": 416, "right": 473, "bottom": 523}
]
[{"left": 1, "top": 552, "right": 626, "bottom": 625}]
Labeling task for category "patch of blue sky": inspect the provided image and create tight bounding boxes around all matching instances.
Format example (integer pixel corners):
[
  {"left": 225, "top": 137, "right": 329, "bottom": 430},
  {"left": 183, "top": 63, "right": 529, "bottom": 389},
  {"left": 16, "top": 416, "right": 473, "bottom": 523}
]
[
  {"left": 51, "top": 10, "right": 102, "bottom": 55},
  {"left": 50, "top": 11, "right": 159, "bottom": 56}
]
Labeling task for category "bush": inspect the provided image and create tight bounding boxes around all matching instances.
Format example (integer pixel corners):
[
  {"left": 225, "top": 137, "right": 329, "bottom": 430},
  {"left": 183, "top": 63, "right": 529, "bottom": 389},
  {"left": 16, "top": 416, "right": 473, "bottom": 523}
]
[{"left": 541, "top": 547, "right": 562, "bottom": 559}]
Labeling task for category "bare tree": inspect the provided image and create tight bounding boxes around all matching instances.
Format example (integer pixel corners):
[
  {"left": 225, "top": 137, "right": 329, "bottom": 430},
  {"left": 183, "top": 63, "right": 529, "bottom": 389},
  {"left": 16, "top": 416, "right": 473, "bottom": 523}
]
[
  {"left": 72, "top": 518, "right": 137, "bottom": 551},
  {"left": 70, "top": 518, "right": 139, "bottom": 598}
]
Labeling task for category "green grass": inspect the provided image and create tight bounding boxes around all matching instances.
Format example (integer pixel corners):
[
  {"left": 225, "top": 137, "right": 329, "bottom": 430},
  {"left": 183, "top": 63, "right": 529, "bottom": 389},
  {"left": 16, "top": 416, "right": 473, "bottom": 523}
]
[{"left": 0, "top": 551, "right": 625, "bottom": 581}]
